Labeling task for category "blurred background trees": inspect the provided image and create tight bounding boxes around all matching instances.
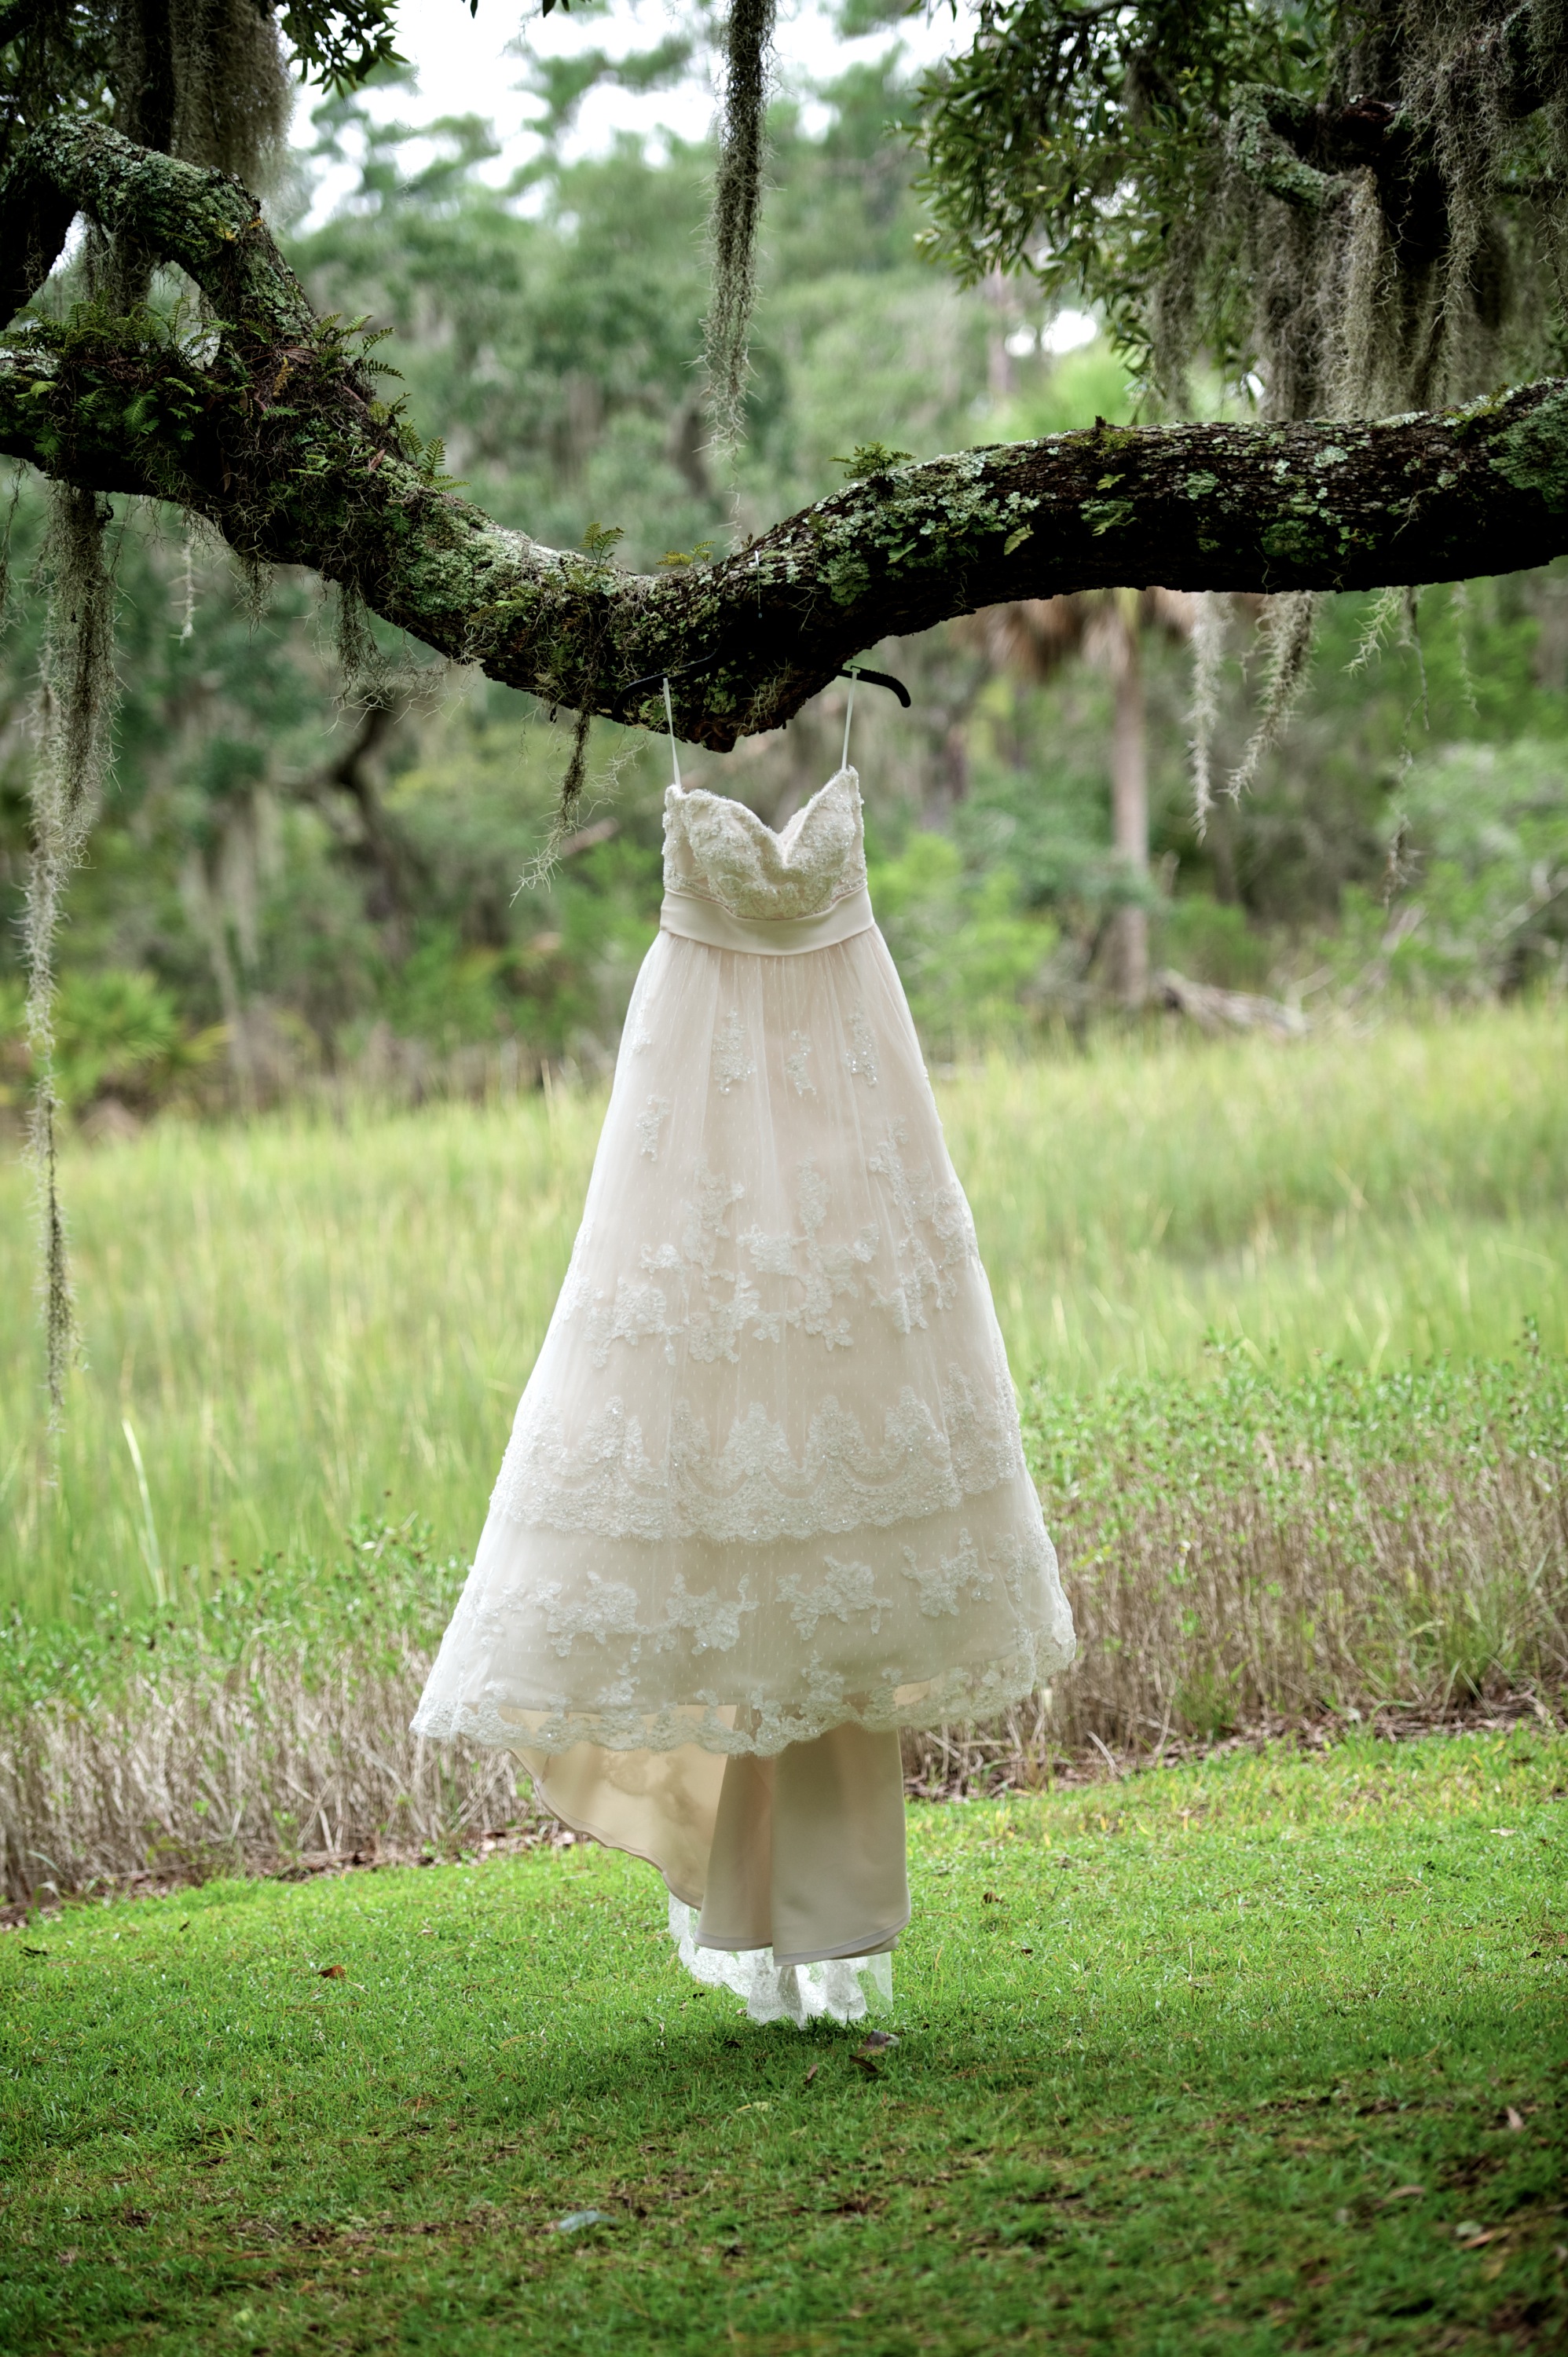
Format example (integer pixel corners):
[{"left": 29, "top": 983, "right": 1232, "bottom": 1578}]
[{"left": 3, "top": 43, "right": 1567, "bottom": 1126}]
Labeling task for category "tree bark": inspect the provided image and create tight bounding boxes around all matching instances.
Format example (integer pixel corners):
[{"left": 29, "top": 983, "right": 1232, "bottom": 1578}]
[{"left": 9, "top": 123, "right": 1568, "bottom": 748}]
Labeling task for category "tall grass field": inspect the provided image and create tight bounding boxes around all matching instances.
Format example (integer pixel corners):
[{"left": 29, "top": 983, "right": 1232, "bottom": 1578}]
[
  {"left": 5, "top": 1006, "right": 1566, "bottom": 1618},
  {"left": 1, "top": 1006, "right": 1565, "bottom": 1892}
]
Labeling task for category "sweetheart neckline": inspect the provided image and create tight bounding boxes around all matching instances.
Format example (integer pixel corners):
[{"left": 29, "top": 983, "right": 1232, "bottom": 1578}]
[{"left": 665, "top": 768, "right": 859, "bottom": 860}]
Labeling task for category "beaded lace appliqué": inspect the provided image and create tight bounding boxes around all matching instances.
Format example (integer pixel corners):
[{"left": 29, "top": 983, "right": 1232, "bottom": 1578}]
[
  {"left": 899, "top": 1527, "right": 995, "bottom": 1617},
  {"left": 712, "top": 1008, "right": 753, "bottom": 1094},
  {"left": 844, "top": 1006, "right": 879, "bottom": 1085},
  {"left": 579, "top": 1159, "right": 879, "bottom": 1372},
  {"left": 785, "top": 1031, "right": 816, "bottom": 1096},
  {"left": 636, "top": 1097, "right": 670, "bottom": 1160},
  {"left": 781, "top": 1555, "right": 890, "bottom": 1639},
  {"left": 411, "top": 1571, "right": 1067, "bottom": 1761},
  {"left": 537, "top": 1569, "right": 760, "bottom": 1660}
]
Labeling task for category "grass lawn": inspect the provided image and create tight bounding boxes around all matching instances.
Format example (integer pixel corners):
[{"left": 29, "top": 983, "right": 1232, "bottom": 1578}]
[{"left": 3, "top": 1729, "right": 1565, "bottom": 2354}]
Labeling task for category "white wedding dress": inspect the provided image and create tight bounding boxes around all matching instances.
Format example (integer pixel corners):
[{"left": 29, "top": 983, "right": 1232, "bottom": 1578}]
[{"left": 413, "top": 768, "right": 1075, "bottom": 2022}]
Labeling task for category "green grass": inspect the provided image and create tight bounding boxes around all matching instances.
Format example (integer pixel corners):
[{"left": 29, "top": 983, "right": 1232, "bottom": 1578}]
[
  {"left": 4, "top": 1004, "right": 1566, "bottom": 1618},
  {"left": 2, "top": 1732, "right": 1564, "bottom": 2354}
]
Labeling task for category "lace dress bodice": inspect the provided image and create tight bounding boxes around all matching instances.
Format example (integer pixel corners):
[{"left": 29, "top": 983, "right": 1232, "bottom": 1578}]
[{"left": 662, "top": 772, "right": 868, "bottom": 922}]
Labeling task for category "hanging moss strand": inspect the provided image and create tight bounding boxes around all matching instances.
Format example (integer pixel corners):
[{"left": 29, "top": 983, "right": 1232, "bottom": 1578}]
[
  {"left": 25, "top": 485, "right": 119, "bottom": 1446},
  {"left": 705, "top": 0, "right": 776, "bottom": 448}
]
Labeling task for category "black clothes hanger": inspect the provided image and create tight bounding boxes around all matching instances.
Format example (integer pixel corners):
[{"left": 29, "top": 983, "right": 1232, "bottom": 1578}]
[
  {"left": 837, "top": 665, "right": 910, "bottom": 708},
  {"left": 617, "top": 656, "right": 910, "bottom": 711}
]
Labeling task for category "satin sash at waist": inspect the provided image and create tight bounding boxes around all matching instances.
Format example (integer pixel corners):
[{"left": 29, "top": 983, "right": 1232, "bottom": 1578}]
[{"left": 659, "top": 883, "right": 876, "bottom": 957}]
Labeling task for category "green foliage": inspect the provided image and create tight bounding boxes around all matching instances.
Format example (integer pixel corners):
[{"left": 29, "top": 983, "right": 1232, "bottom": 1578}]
[
  {"left": 1159, "top": 570, "right": 1568, "bottom": 933},
  {"left": 0, "top": 0, "right": 407, "bottom": 153},
  {"left": 834, "top": 440, "right": 914, "bottom": 479},
  {"left": 0, "top": 1736, "right": 1563, "bottom": 2350},
  {"left": 1155, "top": 896, "right": 1273, "bottom": 990},
  {"left": 0, "top": 1513, "right": 455, "bottom": 1715},
  {"left": 991, "top": 335, "right": 1139, "bottom": 440},
  {"left": 0, "top": 966, "right": 222, "bottom": 1113},
  {"left": 291, "top": 57, "right": 982, "bottom": 563},
  {"left": 1024, "top": 1340, "right": 1568, "bottom": 1705},
  {"left": 914, "top": 0, "right": 1313, "bottom": 391},
  {"left": 868, "top": 827, "right": 1053, "bottom": 1047},
  {"left": 519, "top": 32, "right": 695, "bottom": 145},
  {"left": 958, "top": 694, "right": 1130, "bottom": 927},
  {"left": 277, "top": 0, "right": 406, "bottom": 93},
  {"left": 914, "top": 2, "right": 1568, "bottom": 420},
  {"left": 0, "top": 0, "right": 118, "bottom": 150},
  {"left": 5, "top": 52, "right": 1568, "bottom": 1104},
  {"left": 2, "top": 61, "right": 1032, "bottom": 1097},
  {"left": 1378, "top": 736, "right": 1568, "bottom": 996}
]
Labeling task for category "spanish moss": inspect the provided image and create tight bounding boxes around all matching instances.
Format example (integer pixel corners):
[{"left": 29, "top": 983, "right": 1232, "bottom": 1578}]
[
  {"left": 168, "top": 0, "right": 291, "bottom": 186},
  {"left": 0, "top": 465, "right": 23, "bottom": 633},
  {"left": 333, "top": 577, "right": 377, "bottom": 691},
  {"left": 558, "top": 702, "right": 592, "bottom": 822},
  {"left": 98, "top": 0, "right": 291, "bottom": 306},
  {"left": 1187, "top": 591, "right": 1226, "bottom": 834},
  {"left": 1349, "top": 583, "right": 1405, "bottom": 676},
  {"left": 25, "top": 486, "right": 120, "bottom": 1446},
  {"left": 705, "top": 0, "right": 775, "bottom": 448},
  {"left": 1225, "top": 589, "right": 1317, "bottom": 802}
]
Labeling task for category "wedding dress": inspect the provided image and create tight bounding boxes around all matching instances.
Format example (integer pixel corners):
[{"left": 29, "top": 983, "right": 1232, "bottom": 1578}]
[{"left": 412, "top": 764, "right": 1075, "bottom": 2022}]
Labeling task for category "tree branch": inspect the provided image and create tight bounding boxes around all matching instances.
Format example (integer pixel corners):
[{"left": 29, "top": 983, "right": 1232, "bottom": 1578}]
[
  {"left": 1228, "top": 7, "right": 1549, "bottom": 207},
  {"left": 2, "top": 119, "right": 321, "bottom": 339},
  {"left": 1227, "top": 86, "right": 1344, "bottom": 212},
  {"left": 5, "top": 123, "right": 1568, "bottom": 749}
]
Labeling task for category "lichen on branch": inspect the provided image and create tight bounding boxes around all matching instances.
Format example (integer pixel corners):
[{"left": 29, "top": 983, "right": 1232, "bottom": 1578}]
[{"left": 7, "top": 126, "right": 1568, "bottom": 750}]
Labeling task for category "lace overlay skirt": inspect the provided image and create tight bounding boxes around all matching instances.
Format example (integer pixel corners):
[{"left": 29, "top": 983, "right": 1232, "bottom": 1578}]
[{"left": 413, "top": 917, "right": 1075, "bottom": 1768}]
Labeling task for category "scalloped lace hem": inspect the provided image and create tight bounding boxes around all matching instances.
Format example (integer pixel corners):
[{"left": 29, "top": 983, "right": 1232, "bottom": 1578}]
[
  {"left": 667, "top": 1896, "right": 892, "bottom": 2026},
  {"left": 409, "top": 1625, "right": 1068, "bottom": 1758}
]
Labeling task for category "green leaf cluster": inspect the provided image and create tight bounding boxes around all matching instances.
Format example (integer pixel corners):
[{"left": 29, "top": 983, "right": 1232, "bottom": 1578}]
[{"left": 914, "top": 0, "right": 1315, "bottom": 393}]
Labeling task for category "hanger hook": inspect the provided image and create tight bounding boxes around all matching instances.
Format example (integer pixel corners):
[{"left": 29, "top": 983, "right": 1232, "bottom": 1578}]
[
  {"left": 841, "top": 664, "right": 858, "bottom": 774},
  {"left": 661, "top": 675, "right": 680, "bottom": 791}
]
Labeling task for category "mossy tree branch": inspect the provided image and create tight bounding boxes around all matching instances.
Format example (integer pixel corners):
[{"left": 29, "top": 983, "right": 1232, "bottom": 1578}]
[{"left": 6, "top": 121, "right": 1568, "bottom": 749}]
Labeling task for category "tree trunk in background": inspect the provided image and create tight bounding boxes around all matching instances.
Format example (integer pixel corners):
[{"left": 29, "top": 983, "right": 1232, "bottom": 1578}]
[
  {"left": 180, "top": 851, "right": 255, "bottom": 1111},
  {"left": 1107, "top": 607, "right": 1149, "bottom": 1006},
  {"left": 983, "top": 268, "right": 1016, "bottom": 403}
]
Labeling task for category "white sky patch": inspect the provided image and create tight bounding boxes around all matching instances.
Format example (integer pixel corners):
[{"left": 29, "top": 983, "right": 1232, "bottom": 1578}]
[
  {"left": 1042, "top": 308, "right": 1097, "bottom": 355},
  {"left": 292, "top": 0, "right": 973, "bottom": 224}
]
